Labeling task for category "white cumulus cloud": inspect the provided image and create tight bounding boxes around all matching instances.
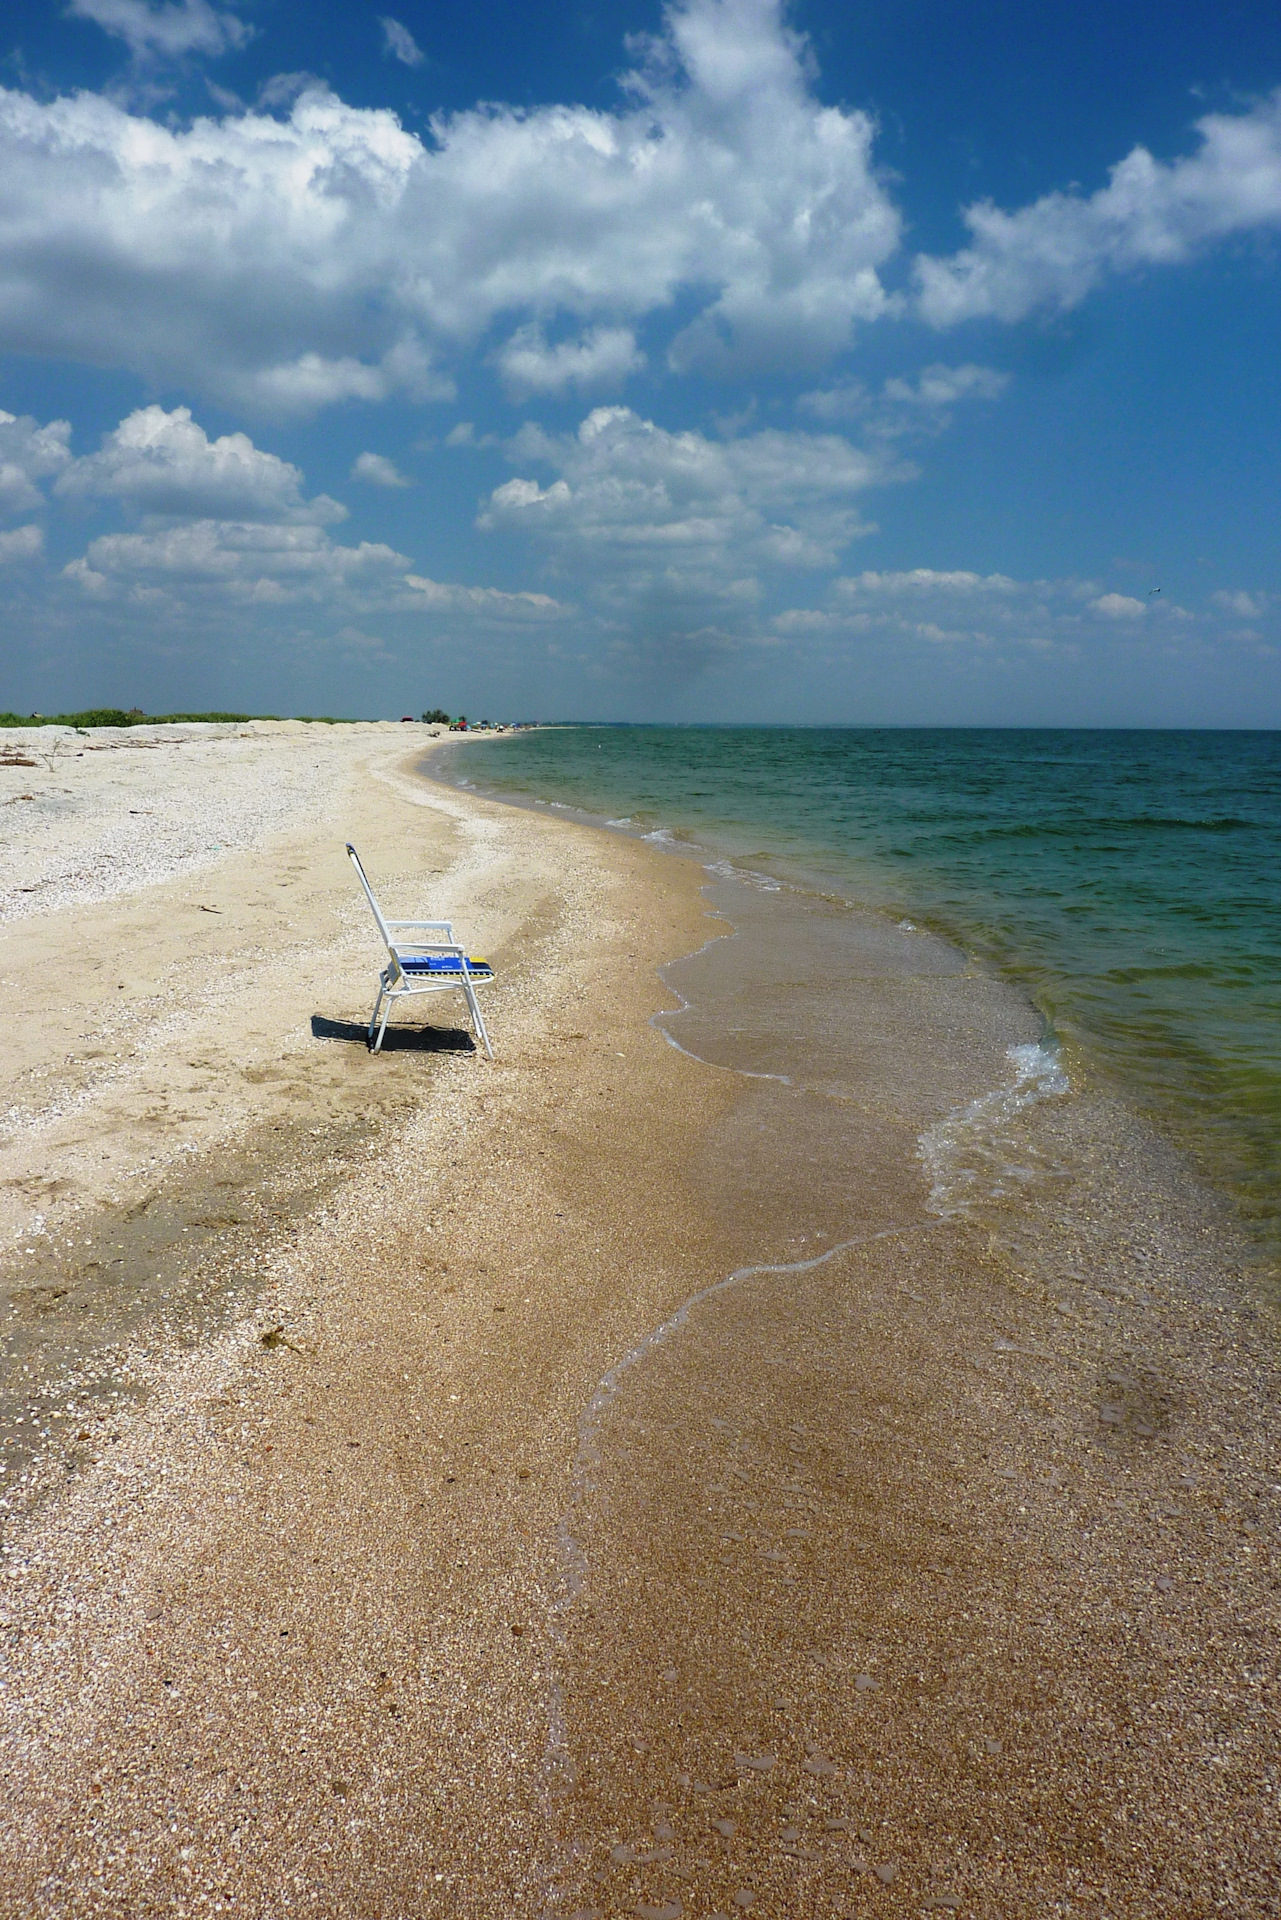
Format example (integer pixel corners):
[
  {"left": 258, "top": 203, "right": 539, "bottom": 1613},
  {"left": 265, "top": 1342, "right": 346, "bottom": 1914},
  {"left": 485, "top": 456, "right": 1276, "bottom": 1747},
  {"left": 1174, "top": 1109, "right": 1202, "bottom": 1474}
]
[
  {"left": 497, "top": 325, "right": 646, "bottom": 398},
  {"left": 352, "top": 451, "right": 411, "bottom": 487},
  {"left": 401, "top": 574, "right": 563, "bottom": 619},
  {"left": 64, "top": 520, "right": 408, "bottom": 603},
  {"left": 881, "top": 364, "right": 1009, "bottom": 407},
  {"left": 235, "top": 342, "right": 451, "bottom": 417},
  {"left": 916, "top": 91, "right": 1281, "bottom": 325},
  {"left": 771, "top": 567, "right": 1212, "bottom": 661},
  {"left": 836, "top": 567, "right": 1020, "bottom": 597},
  {"left": 1090, "top": 592, "right": 1146, "bottom": 619},
  {"left": 798, "top": 364, "right": 1009, "bottom": 433},
  {"left": 472, "top": 402, "right": 900, "bottom": 678},
  {"left": 1212, "top": 588, "right": 1269, "bottom": 619},
  {"left": 484, "top": 405, "right": 891, "bottom": 574},
  {"left": 0, "top": 0, "right": 900, "bottom": 411},
  {"left": 0, "top": 409, "right": 72, "bottom": 515},
  {"left": 444, "top": 421, "right": 498, "bottom": 449},
  {"left": 68, "top": 0, "right": 251, "bottom": 61},
  {"left": 0, "top": 523, "right": 43, "bottom": 563},
  {"left": 57, "top": 405, "right": 345, "bottom": 522},
  {"left": 380, "top": 17, "right": 424, "bottom": 68}
]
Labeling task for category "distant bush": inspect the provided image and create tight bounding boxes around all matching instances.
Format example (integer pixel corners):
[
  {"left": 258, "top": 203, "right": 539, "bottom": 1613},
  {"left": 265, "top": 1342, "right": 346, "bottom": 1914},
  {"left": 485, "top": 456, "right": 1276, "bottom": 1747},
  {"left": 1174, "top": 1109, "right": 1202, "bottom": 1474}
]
[
  {"left": 0, "top": 708, "right": 141, "bottom": 728},
  {"left": 0, "top": 708, "right": 286, "bottom": 728},
  {"left": 159, "top": 711, "right": 277, "bottom": 723},
  {"left": 422, "top": 707, "right": 452, "bottom": 724}
]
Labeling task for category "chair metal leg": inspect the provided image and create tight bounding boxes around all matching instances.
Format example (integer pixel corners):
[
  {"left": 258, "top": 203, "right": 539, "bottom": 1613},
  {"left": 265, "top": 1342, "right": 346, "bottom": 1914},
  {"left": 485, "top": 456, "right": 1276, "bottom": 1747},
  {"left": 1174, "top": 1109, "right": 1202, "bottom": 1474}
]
[
  {"left": 463, "top": 980, "right": 494, "bottom": 1060},
  {"left": 368, "top": 981, "right": 385, "bottom": 1047},
  {"left": 373, "top": 992, "right": 393, "bottom": 1054}
]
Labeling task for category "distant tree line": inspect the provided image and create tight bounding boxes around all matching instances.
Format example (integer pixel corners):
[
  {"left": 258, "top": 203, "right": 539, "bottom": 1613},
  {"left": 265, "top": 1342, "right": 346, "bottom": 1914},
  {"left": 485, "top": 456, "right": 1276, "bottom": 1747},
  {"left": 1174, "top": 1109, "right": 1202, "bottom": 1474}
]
[
  {"left": 0, "top": 708, "right": 274, "bottom": 728},
  {"left": 0, "top": 707, "right": 503, "bottom": 731},
  {"left": 0, "top": 710, "right": 381, "bottom": 728}
]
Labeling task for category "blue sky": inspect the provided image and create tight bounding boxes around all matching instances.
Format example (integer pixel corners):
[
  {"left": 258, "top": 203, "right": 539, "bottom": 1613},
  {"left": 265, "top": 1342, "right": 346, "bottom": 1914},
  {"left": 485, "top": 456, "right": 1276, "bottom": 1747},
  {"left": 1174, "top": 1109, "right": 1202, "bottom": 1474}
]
[{"left": 1, "top": 0, "right": 1279, "bottom": 723}]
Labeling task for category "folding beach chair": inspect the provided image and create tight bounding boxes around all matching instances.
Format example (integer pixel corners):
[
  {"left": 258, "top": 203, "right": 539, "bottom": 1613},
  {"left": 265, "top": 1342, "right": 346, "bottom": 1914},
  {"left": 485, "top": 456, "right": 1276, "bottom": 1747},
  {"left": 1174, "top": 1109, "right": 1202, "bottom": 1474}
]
[{"left": 346, "top": 843, "right": 494, "bottom": 1058}]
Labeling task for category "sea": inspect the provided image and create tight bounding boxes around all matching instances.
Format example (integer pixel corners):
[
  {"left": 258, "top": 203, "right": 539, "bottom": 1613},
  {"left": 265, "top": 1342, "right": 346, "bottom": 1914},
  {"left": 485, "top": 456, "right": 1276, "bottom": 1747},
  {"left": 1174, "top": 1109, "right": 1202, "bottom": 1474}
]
[{"left": 442, "top": 725, "right": 1281, "bottom": 1282}]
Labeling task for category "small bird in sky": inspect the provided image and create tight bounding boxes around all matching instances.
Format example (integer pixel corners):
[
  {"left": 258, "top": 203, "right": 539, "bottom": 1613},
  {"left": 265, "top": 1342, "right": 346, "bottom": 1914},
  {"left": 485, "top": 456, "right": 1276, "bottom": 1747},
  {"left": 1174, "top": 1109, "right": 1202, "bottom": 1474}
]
[{"left": 1148, "top": 586, "right": 1161, "bottom": 595}]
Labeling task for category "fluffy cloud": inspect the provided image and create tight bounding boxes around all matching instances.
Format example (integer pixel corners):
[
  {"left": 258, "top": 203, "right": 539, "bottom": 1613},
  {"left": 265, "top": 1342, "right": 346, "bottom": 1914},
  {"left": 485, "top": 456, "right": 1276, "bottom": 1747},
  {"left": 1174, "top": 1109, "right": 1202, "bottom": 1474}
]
[
  {"left": 793, "top": 380, "right": 868, "bottom": 425},
  {"left": 497, "top": 326, "right": 646, "bottom": 399},
  {"left": 35, "top": 393, "right": 568, "bottom": 641},
  {"left": 58, "top": 405, "right": 345, "bottom": 522},
  {"left": 238, "top": 342, "right": 451, "bottom": 415},
  {"left": 882, "top": 364, "right": 1009, "bottom": 407},
  {"left": 444, "top": 421, "right": 498, "bottom": 449},
  {"left": 401, "top": 574, "right": 563, "bottom": 620},
  {"left": 47, "top": 399, "right": 568, "bottom": 632},
  {"left": 770, "top": 568, "right": 1205, "bottom": 656},
  {"left": 916, "top": 91, "right": 1281, "bottom": 325},
  {"left": 0, "top": 0, "right": 900, "bottom": 411},
  {"left": 65, "top": 520, "right": 408, "bottom": 603},
  {"left": 483, "top": 405, "right": 890, "bottom": 575},
  {"left": 470, "top": 402, "right": 900, "bottom": 679},
  {"left": 380, "top": 17, "right": 424, "bottom": 68},
  {"left": 797, "top": 364, "right": 1008, "bottom": 430},
  {"left": 1089, "top": 592, "right": 1146, "bottom": 619},
  {"left": 68, "top": 0, "right": 251, "bottom": 61},
  {"left": 1212, "top": 588, "right": 1269, "bottom": 619},
  {"left": 0, "top": 408, "right": 72, "bottom": 515},
  {"left": 352, "top": 451, "right": 411, "bottom": 487},
  {"left": 837, "top": 567, "right": 1020, "bottom": 598},
  {"left": 0, "top": 523, "right": 43, "bottom": 563},
  {"left": 48, "top": 401, "right": 412, "bottom": 605}
]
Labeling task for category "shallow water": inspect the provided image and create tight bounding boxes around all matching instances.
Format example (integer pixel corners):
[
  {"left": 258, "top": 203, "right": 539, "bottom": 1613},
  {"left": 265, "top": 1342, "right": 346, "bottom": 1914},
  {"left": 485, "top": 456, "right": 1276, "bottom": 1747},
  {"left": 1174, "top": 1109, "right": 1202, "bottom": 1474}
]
[
  {"left": 439, "top": 729, "right": 1280, "bottom": 1909},
  {"left": 527, "top": 869, "right": 1275, "bottom": 1918},
  {"left": 446, "top": 726, "right": 1281, "bottom": 1269}
]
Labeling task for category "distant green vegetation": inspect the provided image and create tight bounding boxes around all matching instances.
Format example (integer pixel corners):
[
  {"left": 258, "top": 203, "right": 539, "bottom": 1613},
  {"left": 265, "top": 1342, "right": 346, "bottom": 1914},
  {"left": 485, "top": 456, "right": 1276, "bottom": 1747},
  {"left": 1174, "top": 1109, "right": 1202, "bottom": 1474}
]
[{"left": 0, "top": 709, "right": 331, "bottom": 728}]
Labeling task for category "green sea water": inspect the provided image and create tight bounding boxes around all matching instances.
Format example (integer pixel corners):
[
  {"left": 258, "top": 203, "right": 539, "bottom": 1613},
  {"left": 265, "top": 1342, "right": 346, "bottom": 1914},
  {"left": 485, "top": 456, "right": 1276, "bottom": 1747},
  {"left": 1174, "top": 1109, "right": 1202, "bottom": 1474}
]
[{"left": 445, "top": 726, "right": 1281, "bottom": 1261}]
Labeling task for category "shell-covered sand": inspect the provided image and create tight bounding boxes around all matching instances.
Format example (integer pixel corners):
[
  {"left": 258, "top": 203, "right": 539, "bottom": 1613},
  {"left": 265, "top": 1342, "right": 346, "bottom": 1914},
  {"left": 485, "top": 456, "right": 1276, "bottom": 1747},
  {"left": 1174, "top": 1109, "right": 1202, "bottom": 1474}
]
[{"left": 0, "top": 724, "right": 1276, "bottom": 1918}]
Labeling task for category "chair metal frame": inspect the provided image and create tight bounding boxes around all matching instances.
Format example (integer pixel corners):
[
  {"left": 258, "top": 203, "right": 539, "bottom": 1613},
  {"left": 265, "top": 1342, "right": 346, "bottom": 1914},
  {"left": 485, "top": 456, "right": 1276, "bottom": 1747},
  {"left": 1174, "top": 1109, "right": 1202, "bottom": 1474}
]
[{"left": 346, "top": 842, "right": 494, "bottom": 1058}]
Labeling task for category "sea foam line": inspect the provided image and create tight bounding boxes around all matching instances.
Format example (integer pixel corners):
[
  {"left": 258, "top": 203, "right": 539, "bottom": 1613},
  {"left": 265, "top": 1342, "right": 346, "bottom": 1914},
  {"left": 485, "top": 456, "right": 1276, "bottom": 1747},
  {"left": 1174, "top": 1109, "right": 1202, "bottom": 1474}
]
[
  {"left": 653, "top": 935, "right": 794, "bottom": 1086},
  {"left": 535, "top": 875, "right": 1063, "bottom": 1904},
  {"left": 918, "top": 1039, "right": 1070, "bottom": 1219},
  {"left": 536, "top": 874, "right": 940, "bottom": 1886},
  {"left": 536, "top": 1208, "right": 939, "bottom": 1892}
]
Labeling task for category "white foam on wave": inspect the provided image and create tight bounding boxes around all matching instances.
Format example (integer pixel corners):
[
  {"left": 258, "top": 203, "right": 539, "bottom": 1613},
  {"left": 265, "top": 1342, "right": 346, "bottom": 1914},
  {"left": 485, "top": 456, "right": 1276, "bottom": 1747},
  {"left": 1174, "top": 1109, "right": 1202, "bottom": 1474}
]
[
  {"left": 918, "top": 1040, "right": 1069, "bottom": 1219},
  {"left": 653, "top": 942, "right": 793, "bottom": 1085},
  {"left": 541, "top": 1209, "right": 936, "bottom": 1816},
  {"left": 606, "top": 816, "right": 637, "bottom": 828},
  {"left": 704, "top": 857, "right": 781, "bottom": 892},
  {"left": 642, "top": 826, "right": 677, "bottom": 845}
]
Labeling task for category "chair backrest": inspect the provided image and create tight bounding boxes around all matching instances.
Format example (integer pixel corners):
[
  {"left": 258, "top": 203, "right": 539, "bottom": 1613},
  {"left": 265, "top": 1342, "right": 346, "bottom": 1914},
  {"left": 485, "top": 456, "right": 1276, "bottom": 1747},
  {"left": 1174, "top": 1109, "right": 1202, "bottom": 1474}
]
[{"left": 346, "top": 843, "right": 395, "bottom": 956}]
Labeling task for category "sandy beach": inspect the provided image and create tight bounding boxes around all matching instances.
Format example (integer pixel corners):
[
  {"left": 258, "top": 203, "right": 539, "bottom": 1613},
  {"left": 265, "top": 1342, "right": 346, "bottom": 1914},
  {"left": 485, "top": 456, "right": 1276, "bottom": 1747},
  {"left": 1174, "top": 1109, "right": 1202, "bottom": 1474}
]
[{"left": 0, "top": 724, "right": 1276, "bottom": 1919}]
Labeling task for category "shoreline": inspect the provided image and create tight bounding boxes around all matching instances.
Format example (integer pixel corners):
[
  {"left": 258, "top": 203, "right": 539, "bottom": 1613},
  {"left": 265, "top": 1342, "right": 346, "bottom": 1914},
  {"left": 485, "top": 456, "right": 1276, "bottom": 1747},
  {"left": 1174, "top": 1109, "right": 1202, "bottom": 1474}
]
[
  {"left": 438, "top": 724, "right": 1281, "bottom": 1291},
  {"left": 0, "top": 729, "right": 1276, "bottom": 1917}
]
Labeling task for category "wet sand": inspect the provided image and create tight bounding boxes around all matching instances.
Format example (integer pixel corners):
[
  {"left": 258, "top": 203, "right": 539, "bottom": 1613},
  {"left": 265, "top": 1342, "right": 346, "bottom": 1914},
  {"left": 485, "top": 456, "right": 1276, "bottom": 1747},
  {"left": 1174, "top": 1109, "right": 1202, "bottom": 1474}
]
[{"left": 0, "top": 727, "right": 1276, "bottom": 1917}]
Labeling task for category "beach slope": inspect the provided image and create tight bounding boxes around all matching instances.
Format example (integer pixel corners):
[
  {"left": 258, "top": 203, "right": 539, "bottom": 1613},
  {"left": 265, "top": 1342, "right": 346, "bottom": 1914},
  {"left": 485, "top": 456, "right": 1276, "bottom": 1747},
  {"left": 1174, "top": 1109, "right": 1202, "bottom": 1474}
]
[{"left": 0, "top": 726, "right": 1275, "bottom": 1918}]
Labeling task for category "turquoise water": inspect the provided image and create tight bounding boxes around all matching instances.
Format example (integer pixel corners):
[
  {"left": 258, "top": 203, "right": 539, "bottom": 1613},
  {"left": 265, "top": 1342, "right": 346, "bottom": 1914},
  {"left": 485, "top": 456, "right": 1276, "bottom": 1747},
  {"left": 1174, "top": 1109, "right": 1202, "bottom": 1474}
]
[{"left": 446, "top": 726, "right": 1281, "bottom": 1258}]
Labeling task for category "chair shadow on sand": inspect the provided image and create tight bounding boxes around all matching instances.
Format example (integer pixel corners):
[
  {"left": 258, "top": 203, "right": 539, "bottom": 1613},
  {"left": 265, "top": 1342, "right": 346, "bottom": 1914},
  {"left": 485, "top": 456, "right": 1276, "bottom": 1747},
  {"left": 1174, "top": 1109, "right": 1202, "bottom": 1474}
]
[{"left": 310, "top": 1014, "right": 477, "bottom": 1054}]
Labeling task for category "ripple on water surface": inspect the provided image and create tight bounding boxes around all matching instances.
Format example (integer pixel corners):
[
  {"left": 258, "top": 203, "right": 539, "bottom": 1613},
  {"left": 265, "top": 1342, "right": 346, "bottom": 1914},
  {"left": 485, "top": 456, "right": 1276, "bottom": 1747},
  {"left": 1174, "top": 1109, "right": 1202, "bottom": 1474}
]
[{"left": 443, "top": 724, "right": 1281, "bottom": 1267}]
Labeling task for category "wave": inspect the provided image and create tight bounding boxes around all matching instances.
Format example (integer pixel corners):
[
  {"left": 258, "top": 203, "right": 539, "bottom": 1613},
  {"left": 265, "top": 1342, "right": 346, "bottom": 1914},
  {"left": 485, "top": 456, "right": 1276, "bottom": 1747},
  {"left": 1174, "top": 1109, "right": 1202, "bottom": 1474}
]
[
  {"left": 704, "top": 857, "right": 781, "bottom": 892},
  {"left": 956, "top": 815, "right": 1257, "bottom": 844},
  {"left": 918, "top": 1041, "right": 1069, "bottom": 1219}
]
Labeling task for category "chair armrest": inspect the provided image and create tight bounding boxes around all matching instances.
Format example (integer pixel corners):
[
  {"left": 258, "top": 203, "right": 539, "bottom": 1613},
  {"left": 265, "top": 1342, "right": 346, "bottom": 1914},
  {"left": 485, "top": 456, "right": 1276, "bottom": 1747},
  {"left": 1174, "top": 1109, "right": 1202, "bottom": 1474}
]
[{"left": 385, "top": 918, "right": 455, "bottom": 933}]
